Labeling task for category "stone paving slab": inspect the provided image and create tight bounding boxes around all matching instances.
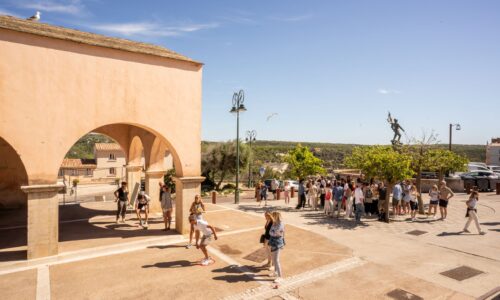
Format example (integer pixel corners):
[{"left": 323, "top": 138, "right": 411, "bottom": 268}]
[
  {"left": 211, "top": 225, "right": 352, "bottom": 279},
  {"left": 0, "top": 269, "right": 37, "bottom": 300},
  {"left": 50, "top": 243, "right": 260, "bottom": 300},
  {"left": 289, "top": 262, "right": 472, "bottom": 300}
]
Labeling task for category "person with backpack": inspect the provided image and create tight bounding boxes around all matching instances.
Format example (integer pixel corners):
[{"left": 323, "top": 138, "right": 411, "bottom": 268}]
[
  {"left": 134, "top": 191, "right": 150, "bottom": 229},
  {"left": 259, "top": 183, "right": 268, "bottom": 207},
  {"left": 333, "top": 181, "right": 344, "bottom": 218}
]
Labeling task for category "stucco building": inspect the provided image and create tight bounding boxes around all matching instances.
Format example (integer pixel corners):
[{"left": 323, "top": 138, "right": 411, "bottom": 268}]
[
  {"left": 58, "top": 142, "right": 173, "bottom": 184},
  {"left": 486, "top": 138, "right": 500, "bottom": 166},
  {"left": 0, "top": 15, "right": 203, "bottom": 259}
]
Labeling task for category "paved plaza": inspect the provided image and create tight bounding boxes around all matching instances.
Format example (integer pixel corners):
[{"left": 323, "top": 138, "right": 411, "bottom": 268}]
[{"left": 0, "top": 191, "right": 499, "bottom": 299}]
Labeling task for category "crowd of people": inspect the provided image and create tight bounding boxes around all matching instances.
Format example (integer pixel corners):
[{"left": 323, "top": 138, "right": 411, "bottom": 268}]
[{"left": 253, "top": 176, "right": 486, "bottom": 233}]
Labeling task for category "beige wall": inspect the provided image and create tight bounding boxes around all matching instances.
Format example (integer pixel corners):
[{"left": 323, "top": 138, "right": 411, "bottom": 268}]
[
  {"left": 486, "top": 145, "right": 500, "bottom": 166},
  {"left": 0, "top": 28, "right": 202, "bottom": 185}
]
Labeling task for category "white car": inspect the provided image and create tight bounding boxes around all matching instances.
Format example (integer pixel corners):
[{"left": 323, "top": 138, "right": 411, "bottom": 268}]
[
  {"left": 468, "top": 164, "right": 490, "bottom": 172},
  {"left": 283, "top": 180, "right": 299, "bottom": 190}
]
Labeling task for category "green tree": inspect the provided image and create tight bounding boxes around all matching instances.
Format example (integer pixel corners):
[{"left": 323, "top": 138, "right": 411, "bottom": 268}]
[
  {"left": 284, "top": 144, "right": 326, "bottom": 180},
  {"left": 344, "top": 146, "right": 415, "bottom": 222},
  {"left": 426, "top": 149, "right": 468, "bottom": 181},
  {"left": 201, "top": 141, "right": 249, "bottom": 190},
  {"left": 403, "top": 132, "right": 438, "bottom": 214}
]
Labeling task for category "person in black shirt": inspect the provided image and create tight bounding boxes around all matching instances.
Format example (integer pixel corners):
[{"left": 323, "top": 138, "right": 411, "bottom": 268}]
[
  {"left": 114, "top": 182, "right": 129, "bottom": 223},
  {"left": 378, "top": 182, "right": 387, "bottom": 220},
  {"left": 262, "top": 211, "right": 273, "bottom": 269}
]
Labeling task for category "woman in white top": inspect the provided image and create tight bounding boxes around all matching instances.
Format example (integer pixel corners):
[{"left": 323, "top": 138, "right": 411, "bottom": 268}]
[
  {"left": 307, "top": 181, "right": 318, "bottom": 210},
  {"left": 283, "top": 181, "right": 291, "bottom": 205},
  {"left": 463, "top": 191, "right": 485, "bottom": 235},
  {"left": 427, "top": 185, "right": 439, "bottom": 218},
  {"left": 268, "top": 211, "right": 285, "bottom": 285}
]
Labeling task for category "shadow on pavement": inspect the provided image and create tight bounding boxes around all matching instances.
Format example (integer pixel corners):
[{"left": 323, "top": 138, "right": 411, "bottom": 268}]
[
  {"left": 142, "top": 260, "right": 195, "bottom": 269},
  {"left": 437, "top": 231, "right": 464, "bottom": 236},
  {"left": 212, "top": 264, "right": 263, "bottom": 274},
  {"left": 481, "top": 222, "right": 500, "bottom": 226},
  {"left": 147, "top": 245, "right": 186, "bottom": 250}
]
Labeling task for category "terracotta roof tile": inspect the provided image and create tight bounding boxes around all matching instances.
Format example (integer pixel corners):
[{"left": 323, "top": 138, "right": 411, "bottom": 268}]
[
  {"left": 0, "top": 15, "right": 201, "bottom": 65},
  {"left": 94, "top": 143, "right": 122, "bottom": 151},
  {"left": 61, "top": 158, "right": 97, "bottom": 169}
]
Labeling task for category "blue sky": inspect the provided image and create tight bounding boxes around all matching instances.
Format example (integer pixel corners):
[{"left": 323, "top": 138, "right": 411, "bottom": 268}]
[{"left": 1, "top": 0, "right": 499, "bottom": 145}]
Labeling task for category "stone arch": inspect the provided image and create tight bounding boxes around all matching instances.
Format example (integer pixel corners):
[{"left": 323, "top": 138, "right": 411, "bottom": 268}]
[
  {"left": 0, "top": 137, "right": 29, "bottom": 209},
  {"left": 54, "top": 122, "right": 184, "bottom": 181}
]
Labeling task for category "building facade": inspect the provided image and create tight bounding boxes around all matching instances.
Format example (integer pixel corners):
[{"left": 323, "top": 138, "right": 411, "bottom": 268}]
[{"left": 486, "top": 138, "right": 500, "bottom": 166}]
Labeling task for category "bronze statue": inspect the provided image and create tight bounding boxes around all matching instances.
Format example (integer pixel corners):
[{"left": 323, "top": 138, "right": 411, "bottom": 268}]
[{"left": 387, "top": 112, "right": 405, "bottom": 145}]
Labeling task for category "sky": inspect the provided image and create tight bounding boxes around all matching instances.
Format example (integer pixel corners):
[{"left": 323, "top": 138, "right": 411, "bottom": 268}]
[{"left": 1, "top": 0, "right": 499, "bottom": 145}]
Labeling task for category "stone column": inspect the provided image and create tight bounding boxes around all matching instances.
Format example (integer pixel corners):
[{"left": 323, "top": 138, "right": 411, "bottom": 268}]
[
  {"left": 174, "top": 176, "right": 205, "bottom": 234},
  {"left": 126, "top": 165, "right": 142, "bottom": 202},
  {"left": 21, "top": 183, "right": 64, "bottom": 259},
  {"left": 145, "top": 170, "right": 165, "bottom": 214}
]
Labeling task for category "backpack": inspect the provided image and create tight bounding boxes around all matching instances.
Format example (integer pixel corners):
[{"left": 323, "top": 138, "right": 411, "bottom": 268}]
[{"left": 365, "top": 188, "right": 373, "bottom": 199}]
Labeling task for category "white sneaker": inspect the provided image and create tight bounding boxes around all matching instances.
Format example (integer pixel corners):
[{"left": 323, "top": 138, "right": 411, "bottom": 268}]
[
  {"left": 201, "top": 259, "right": 211, "bottom": 266},
  {"left": 186, "top": 243, "right": 192, "bottom": 249},
  {"left": 273, "top": 277, "right": 282, "bottom": 283}
]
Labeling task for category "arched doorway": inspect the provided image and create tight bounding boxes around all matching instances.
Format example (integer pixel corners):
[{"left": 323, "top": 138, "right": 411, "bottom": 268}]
[
  {"left": 55, "top": 124, "right": 181, "bottom": 254},
  {"left": 0, "top": 137, "right": 29, "bottom": 260}
]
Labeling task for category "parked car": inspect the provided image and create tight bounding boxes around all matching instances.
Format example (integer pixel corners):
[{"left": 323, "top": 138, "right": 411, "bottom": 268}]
[
  {"left": 487, "top": 165, "right": 500, "bottom": 173},
  {"left": 468, "top": 164, "right": 490, "bottom": 172},
  {"left": 421, "top": 171, "right": 438, "bottom": 179}
]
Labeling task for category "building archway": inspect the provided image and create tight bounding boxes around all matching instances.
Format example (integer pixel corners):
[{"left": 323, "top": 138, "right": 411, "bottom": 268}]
[
  {"left": 0, "top": 137, "right": 29, "bottom": 260},
  {"left": 1, "top": 16, "right": 204, "bottom": 259}
]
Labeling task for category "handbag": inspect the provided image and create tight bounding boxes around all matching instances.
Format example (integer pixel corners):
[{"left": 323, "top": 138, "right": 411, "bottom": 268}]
[{"left": 259, "top": 234, "right": 266, "bottom": 244}]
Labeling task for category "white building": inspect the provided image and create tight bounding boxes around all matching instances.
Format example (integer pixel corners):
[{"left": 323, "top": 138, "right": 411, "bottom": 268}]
[
  {"left": 486, "top": 138, "right": 500, "bottom": 166},
  {"left": 58, "top": 143, "right": 173, "bottom": 184}
]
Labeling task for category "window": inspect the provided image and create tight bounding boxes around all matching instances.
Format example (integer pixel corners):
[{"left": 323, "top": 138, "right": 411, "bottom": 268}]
[
  {"left": 86, "top": 168, "right": 93, "bottom": 176},
  {"left": 109, "top": 167, "right": 116, "bottom": 175},
  {"left": 71, "top": 169, "right": 77, "bottom": 176},
  {"left": 58, "top": 169, "right": 64, "bottom": 176},
  {"left": 109, "top": 153, "right": 116, "bottom": 160}
]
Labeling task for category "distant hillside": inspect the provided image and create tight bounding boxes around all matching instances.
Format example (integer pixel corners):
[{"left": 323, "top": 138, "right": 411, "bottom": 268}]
[
  {"left": 69, "top": 134, "right": 486, "bottom": 166},
  {"left": 203, "top": 140, "right": 486, "bottom": 169}
]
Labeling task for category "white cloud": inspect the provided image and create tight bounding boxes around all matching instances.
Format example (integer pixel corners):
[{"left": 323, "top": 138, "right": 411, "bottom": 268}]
[
  {"left": 16, "top": 0, "right": 85, "bottom": 15},
  {"left": 270, "top": 13, "right": 313, "bottom": 22},
  {"left": 86, "top": 21, "right": 219, "bottom": 37},
  {"left": 378, "top": 88, "right": 401, "bottom": 95}
]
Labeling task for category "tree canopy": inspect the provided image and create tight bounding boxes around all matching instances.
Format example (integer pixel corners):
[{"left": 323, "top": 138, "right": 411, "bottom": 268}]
[
  {"left": 201, "top": 141, "right": 249, "bottom": 190},
  {"left": 426, "top": 149, "right": 468, "bottom": 179},
  {"left": 344, "top": 145, "right": 414, "bottom": 183},
  {"left": 284, "top": 144, "right": 326, "bottom": 180}
]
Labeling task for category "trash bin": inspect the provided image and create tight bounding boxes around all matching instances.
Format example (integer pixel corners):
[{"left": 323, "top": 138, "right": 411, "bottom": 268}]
[
  {"left": 463, "top": 179, "right": 476, "bottom": 194},
  {"left": 477, "top": 178, "right": 489, "bottom": 192}
]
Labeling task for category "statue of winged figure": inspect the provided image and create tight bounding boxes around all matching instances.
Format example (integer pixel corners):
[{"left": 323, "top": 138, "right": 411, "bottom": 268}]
[{"left": 387, "top": 112, "right": 405, "bottom": 144}]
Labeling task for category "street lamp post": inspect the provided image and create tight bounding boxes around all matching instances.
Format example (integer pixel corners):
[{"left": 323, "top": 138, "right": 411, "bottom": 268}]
[
  {"left": 245, "top": 130, "right": 257, "bottom": 188},
  {"left": 230, "top": 90, "right": 247, "bottom": 204},
  {"left": 449, "top": 123, "right": 461, "bottom": 151}
]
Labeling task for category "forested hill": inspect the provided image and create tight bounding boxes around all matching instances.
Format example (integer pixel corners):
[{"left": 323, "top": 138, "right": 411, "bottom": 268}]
[
  {"left": 202, "top": 140, "right": 486, "bottom": 169},
  {"left": 67, "top": 134, "right": 486, "bottom": 168}
]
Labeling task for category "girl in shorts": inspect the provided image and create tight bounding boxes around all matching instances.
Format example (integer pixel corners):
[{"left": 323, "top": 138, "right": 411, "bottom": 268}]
[
  {"left": 427, "top": 185, "right": 439, "bottom": 219},
  {"left": 135, "top": 192, "right": 150, "bottom": 228},
  {"left": 187, "top": 195, "right": 206, "bottom": 248},
  {"left": 409, "top": 185, "right": 419, "bottom": 221}
]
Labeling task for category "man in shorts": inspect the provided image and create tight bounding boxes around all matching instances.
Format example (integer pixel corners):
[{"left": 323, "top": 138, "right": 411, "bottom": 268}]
[
  {"left": 135, "top": 191, "right": 150, "bottom": 229},
  {"left": 190, "top": 214, "right": 218, "bottom": 266},
  {"left": 438, "top": 180, "right": 454, "bottom": 220},
  {"left": 392, "top": 182, "right": 402, "bottom": 216}
]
